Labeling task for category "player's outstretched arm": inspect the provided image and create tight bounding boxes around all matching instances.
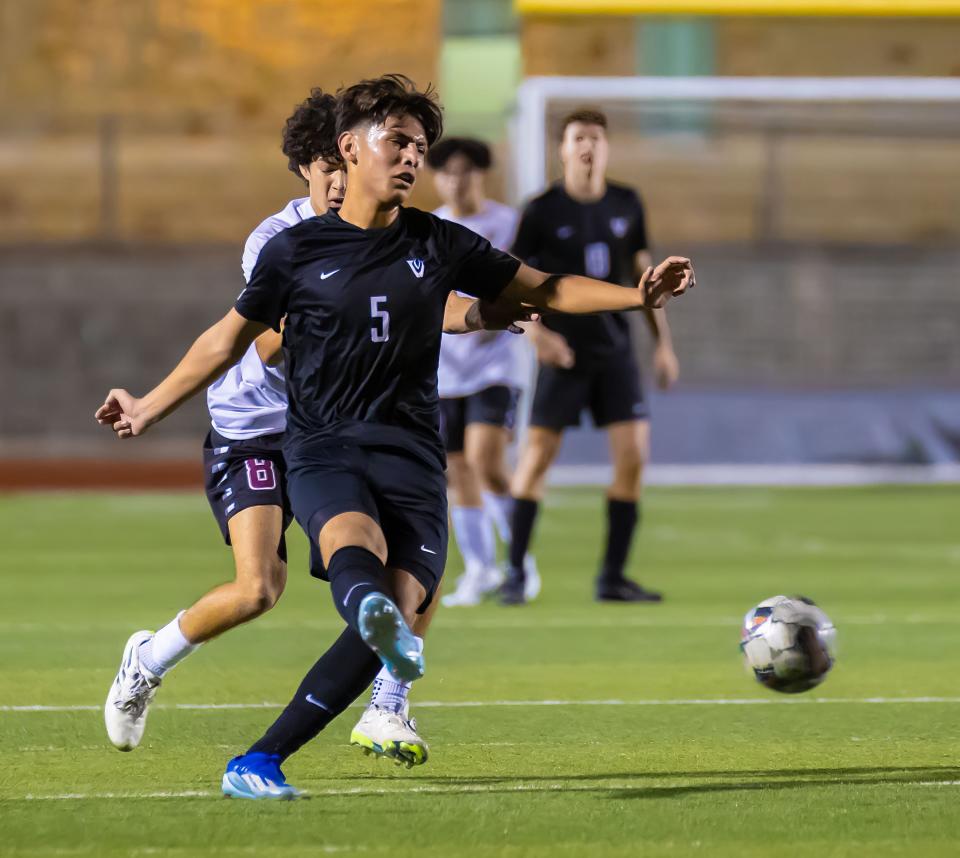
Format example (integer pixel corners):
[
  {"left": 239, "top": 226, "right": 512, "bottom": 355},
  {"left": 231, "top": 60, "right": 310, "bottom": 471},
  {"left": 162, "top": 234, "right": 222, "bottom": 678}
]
[
  {"left": 500, "top": 256, "right": 695, "bottom": 314},
  {"left": 95, "top": 309, "right": 268, "bottom": 439},
  {"left": 442, "top": 292, "right": 538, "bottom": 335}
]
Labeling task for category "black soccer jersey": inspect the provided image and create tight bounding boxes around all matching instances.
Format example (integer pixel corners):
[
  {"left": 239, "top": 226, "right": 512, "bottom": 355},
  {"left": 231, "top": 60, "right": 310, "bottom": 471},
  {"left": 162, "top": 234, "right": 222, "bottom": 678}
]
[
  {"left": 512, "top": 182, "right": 647, "bottom": 365},
  {"left": 235, "top": 207, "right": 520, "bottom": 469}
]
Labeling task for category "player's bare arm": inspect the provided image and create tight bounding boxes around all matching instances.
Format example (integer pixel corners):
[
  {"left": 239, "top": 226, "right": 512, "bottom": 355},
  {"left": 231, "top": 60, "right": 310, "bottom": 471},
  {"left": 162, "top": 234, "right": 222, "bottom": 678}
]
[
  {"left": 500, "top": 255, "right": 695, "bottom": 315},
  {"left": 95, "top": 309, "right": 268, "bottom": 438},
  {"left": 443, "top": 292, "right": 537, "bottom": 335},
  {"left": 254, "top": 328, "right": 284, "bottom": 366},
  {"left": 634, "top": 250, "right": 679, "bottom": 390},
  {"left": 520, "top": 320, "right": 576, "bottom": 369}
]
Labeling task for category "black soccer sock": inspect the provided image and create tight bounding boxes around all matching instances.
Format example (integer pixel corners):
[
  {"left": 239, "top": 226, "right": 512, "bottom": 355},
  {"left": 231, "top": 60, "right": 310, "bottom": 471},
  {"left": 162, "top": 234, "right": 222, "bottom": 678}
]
[
  {"left": 508, "top": 497, "right": 539, "bottom": 574},
  {"left": 247, "top": 626, "right": 382, "bottom": 761},
  {"left": 327, "top": 546, "right": 389, "bottom": 634},
  {"left": 600, "top": 498, "right": 640, "bottom": 583}
]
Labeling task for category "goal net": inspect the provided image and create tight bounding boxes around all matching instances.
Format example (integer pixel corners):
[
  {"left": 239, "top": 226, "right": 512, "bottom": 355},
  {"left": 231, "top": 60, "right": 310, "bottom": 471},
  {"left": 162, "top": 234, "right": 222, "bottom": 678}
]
[{"left": 508, "top": 77, "right": 960, "bottom": 482}]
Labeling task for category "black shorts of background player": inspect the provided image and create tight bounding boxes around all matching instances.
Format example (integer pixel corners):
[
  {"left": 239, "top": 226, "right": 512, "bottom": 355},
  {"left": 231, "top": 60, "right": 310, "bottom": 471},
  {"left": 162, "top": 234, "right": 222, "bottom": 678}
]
[
  {"left": 439, "top": 386, "right": 522, "bottom": 601},
  {"left": 97, "top": 74, "right": 694, "bottom": 794},
  {"left": 503, "top": 108, "right": 682, "bottom": 605}
]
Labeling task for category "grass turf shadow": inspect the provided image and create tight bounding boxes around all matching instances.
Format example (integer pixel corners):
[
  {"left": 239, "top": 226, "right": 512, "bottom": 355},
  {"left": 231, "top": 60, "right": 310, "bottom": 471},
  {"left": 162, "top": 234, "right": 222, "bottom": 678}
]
[{"left": 395, "top": 765, "right": 960, "bottom": 799}]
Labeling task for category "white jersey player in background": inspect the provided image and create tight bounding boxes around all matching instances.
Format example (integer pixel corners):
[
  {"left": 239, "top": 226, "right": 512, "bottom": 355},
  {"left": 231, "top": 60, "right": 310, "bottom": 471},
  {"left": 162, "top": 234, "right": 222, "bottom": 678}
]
[
  {"left": 101, "top": 90, "right": 348, "bottom": 753},
  {"left": 429, "top": 138, "right": 541, "bottom": 606}
]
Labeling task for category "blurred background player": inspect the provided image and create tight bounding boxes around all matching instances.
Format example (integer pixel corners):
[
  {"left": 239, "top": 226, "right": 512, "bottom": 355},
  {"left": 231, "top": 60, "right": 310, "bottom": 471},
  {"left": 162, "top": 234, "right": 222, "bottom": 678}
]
[
  {"left": 102, "top": 89, "right": 347, "bottom": 752},
  {"left": 501, "top": 108, "right": 680, "bottom": 606},
  {"left": 428, "top": 137, "right": 540, "bottom": 606}
]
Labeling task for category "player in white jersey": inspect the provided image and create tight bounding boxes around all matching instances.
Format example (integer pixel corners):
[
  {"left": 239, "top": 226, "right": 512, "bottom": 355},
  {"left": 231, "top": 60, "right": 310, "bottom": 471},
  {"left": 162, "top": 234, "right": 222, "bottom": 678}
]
[
  {"left": 430, "top": 138, "right": 558, "bottom": 606},
  {"left": 101, "top": 90, "right": 346, "bottom": 754}
]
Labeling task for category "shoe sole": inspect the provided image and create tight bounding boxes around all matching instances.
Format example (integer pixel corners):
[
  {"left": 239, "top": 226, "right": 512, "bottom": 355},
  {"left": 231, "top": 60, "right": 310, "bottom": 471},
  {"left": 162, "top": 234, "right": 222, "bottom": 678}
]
[
  {"left": 221, "top": 772, "right": 298, "bottom": 800},
  {"left": 357, "top": 593, "right": 424, "bottom": 683},
  {"left": 350, "top": 729, "right": 428, "bottom": 769}
]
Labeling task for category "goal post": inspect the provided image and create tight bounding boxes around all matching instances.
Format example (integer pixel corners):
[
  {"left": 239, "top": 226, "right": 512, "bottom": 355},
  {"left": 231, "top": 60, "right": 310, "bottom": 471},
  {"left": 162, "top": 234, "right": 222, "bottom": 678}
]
[
  {"left": 506, "top": 75, "right": 960, "bottom": 481},
  {"left": 510, "top": 76, "right": 960, "bottom": 208}
]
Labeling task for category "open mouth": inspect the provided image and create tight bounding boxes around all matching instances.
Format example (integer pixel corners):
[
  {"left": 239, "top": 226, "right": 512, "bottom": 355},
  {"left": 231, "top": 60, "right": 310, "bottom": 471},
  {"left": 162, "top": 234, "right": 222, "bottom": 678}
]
[
  {"left": 328, "top": 197, "right": 344, "bottom": 209},
  {"left": 394, "top": 172, "right": 415, "bottom": 187}
]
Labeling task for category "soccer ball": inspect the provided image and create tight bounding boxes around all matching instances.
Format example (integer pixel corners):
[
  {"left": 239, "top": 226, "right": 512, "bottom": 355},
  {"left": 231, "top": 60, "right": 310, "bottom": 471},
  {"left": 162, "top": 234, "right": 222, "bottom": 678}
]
[{"left": 740, "top": 595, "right": 836, "bottom": 694}]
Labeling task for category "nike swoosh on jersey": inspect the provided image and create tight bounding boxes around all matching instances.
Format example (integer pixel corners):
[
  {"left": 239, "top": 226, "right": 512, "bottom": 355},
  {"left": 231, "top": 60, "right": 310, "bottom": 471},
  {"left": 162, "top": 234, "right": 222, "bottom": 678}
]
[
  {"left": 320, "top": 269, "right": 341, "bottom": 280},
  {"left": 420, "top": 545, "right": 437, "bottom": 555}
]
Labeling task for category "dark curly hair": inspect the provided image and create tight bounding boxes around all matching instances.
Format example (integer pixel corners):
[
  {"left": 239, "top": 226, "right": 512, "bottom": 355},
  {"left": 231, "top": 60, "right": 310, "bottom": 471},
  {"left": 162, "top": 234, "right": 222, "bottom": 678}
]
[
  {"left": 281, "top": 88, "right": 341, "bottom": 182},
  {"left": 335, "top": 74, "right": 443, "bottom": 149},
  {"left": 426, "top": 137, "right": 492, "bottom": 171}
]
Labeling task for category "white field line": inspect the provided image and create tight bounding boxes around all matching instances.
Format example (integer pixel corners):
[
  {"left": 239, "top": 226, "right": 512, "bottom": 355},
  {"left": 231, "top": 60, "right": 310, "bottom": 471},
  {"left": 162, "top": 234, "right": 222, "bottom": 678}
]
[
  {"left": 3, "top": 696, "right": 960, "bottom": 714},
  {"left": 549, "top": 463, "right": 960, "bottom": 487},
  {"left": 14, "top": 777, "right": 960, "bottom": 802},
  {"left": 2, "top": 612, "right": 956, "bottom": 635}
]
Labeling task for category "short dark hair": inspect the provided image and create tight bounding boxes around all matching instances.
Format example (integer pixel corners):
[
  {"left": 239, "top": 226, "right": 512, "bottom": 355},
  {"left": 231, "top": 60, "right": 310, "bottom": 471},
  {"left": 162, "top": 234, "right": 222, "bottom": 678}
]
[
  {"left": 426, "top": 137, "right": 492, "bottom": 171},
  {"left": 559, "top": 108, "right": 608, "bottom": 140},
  {"left": 281, "top": 88, "right": 340, "bottom": 181},
  {"left": 335, "top": 74, "right": 443, "bottom": 148}
]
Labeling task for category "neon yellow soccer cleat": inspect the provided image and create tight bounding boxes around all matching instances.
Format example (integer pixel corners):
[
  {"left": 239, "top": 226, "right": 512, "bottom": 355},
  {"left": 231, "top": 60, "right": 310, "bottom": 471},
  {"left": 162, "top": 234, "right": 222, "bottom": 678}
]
[{"left": 350, "top": 705, "right": 429, "bottom": 768}]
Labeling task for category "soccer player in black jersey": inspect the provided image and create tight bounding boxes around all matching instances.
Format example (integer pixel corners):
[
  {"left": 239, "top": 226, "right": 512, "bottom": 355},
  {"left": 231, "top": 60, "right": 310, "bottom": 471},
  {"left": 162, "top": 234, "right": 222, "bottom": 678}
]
[
  {"left": 96, "top": 76, "right": 694, "bottom": 798},
  {"left": 502, "top": 108, "right": 681, "bottom": 605}
]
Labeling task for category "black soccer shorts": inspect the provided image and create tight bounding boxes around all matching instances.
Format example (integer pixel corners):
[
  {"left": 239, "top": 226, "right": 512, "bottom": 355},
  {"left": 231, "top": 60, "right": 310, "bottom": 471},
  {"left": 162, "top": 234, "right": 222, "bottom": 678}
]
[
  {"left": 529, "top": 355, "right": 649, "bottom": 431},
  {"left": 285, "top": 445, "right": 448, "bottom": 610},
  {"left": 439, "top": 384, "right": 521, "bottom": 454},
  {"left": 202, "top": 428, "right": 294, "bottom": 561}
]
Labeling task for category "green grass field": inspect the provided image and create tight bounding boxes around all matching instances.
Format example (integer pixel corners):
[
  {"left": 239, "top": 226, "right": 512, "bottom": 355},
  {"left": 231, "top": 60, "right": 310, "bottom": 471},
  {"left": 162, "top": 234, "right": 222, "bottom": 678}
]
[{"left": 1, "top": 485, "right": 958, "bottom": 857}]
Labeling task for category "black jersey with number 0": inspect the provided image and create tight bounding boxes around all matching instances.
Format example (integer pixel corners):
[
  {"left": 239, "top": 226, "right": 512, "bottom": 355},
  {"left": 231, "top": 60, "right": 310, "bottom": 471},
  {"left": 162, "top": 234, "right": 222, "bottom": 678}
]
[
  {"left": 512, "top": 182, "right": 647, "bottom": 365},
  {"left": 235, "top": 208, "right": 520, "bottom": 470}
]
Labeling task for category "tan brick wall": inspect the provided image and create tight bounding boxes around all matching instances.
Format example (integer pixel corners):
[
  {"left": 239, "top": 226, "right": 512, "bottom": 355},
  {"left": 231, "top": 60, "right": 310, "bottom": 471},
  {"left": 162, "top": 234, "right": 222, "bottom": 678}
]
[
  {"left": 716, "top": 17, "right": 960, "bottom": 77},
  {"left": 519, "top": 14, "right": 960, "bottom": 79},
  {"left": 1, "top": 0, "right": 442, "bottom": 122},
  {"left": 0, "top": 0, "right": 442, "bottom": 243},
  {"left": 521, "top": 16, "right": 635, "bottom": 77}
]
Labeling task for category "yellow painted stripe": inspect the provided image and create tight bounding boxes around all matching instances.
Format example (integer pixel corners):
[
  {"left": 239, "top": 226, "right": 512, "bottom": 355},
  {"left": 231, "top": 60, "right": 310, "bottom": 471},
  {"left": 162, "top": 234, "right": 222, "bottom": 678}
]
[{"left": 515, "top": 0, "right": 960, "bottom": 16}]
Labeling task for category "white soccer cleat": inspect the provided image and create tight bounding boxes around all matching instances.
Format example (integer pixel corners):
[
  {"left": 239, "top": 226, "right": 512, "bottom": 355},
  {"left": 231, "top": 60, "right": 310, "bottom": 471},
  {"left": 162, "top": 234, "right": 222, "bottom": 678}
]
[
  {"left": 442, "top": 564, "right": 505, "bottom": 607},
  {"left": 441, "top": 569, "right": 485, "bottom": 607},
  {"left": 350, "top": 705, "right": 429, "bottom": 768},
  {"left": 479, "top": 564, "right": 505, "bottom": 594},
  {"left": 523, "top": 555, "right": 542, "bottom": 601},
  {"left": 104, "top": 630, "right": 161, "bottom": 751}
]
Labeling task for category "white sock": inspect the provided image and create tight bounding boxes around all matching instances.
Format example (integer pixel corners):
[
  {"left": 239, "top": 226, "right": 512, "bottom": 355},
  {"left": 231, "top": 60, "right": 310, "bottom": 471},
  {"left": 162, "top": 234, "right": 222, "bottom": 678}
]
[
  {"left": 138, "top": 611, "right": 200, "bottom": 678},
  {"left": 370, "top": 636, "right": 422, "bottom": 714},
  {"left": 482, "top": 492, "right": 513, "bottom": 544},
  {"left": 451, "top": 506, "right": 496, "bottom": 573}
]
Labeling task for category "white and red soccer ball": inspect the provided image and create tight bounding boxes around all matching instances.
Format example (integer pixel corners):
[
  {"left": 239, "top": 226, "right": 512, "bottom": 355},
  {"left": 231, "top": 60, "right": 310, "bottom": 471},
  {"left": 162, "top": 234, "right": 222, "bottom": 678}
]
[{"left": 740, "top": 595, "right": 836, "bottom": 694}]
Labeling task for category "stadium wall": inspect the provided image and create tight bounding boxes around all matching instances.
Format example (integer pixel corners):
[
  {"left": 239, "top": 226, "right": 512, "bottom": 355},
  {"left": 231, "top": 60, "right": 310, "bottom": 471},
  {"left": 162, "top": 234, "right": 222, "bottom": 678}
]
[
  {"left": 3, "top": 242, "right": 958, "bottom": 486},
  {"left": 521, "top": 16, "right": 960, "bottom": 77},
  {"left": 0, "top": 0, "right": 444, "bottom": 244}
]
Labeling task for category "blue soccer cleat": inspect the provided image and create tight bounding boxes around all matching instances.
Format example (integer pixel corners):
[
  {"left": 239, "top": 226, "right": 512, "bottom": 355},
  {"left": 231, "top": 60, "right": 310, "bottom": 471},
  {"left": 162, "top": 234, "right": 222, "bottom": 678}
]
[
  {"left": 221, "top": 753, "right": 300, "bottom": 800},
  {"left": 357, "top": 593, "right": 424, "bottom": 683}
]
